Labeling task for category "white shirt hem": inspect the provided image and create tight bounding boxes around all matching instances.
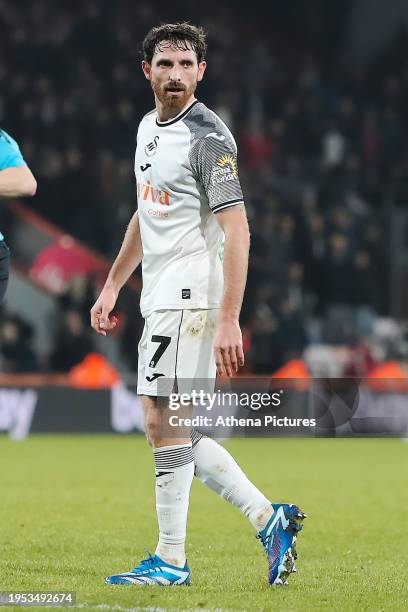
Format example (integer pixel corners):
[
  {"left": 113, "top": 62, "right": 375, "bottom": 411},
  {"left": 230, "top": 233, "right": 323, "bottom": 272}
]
[{"left": 140, "top": 302, "right": 221, "bottom": 318}]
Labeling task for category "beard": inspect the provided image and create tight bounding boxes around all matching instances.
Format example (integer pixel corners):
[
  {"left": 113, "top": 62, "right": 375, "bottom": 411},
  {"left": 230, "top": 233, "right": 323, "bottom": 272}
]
[{"left": 151, "top": 79, "right": 197, "bottom": 110}]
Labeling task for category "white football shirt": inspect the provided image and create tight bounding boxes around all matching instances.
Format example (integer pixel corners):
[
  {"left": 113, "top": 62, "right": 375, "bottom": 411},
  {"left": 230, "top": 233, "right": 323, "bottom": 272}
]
[{"left": 134, "top": 100, "right": 244, "bottom": 317}]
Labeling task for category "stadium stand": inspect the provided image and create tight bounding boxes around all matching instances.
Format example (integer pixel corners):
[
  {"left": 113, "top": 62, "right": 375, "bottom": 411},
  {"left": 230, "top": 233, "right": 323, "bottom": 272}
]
[{"left": 1, "top": 0, "right": 407, "bottom": 374}]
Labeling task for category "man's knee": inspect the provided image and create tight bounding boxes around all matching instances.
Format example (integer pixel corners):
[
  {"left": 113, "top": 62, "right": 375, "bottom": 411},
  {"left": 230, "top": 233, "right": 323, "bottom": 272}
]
[
  {"left": 145, "top": 412, "right": 160, "bottom": 446},
  {"left": 141, "top": 396, "right": 162, "bottom": 447},
  {"left": 141, "top": 395, "right": 191, "bottom": 448}
]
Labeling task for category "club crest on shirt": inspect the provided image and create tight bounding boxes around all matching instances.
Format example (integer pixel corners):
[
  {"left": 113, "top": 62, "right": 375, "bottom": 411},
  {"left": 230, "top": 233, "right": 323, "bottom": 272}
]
[{"left": 145, "top": 136, "right": 160, "bottom": 157}]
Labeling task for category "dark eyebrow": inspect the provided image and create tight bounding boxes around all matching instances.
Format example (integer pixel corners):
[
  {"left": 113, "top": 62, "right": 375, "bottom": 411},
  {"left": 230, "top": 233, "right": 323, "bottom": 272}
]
[{"left": 155, "top": 58, "right": 194, "bottom": 67}]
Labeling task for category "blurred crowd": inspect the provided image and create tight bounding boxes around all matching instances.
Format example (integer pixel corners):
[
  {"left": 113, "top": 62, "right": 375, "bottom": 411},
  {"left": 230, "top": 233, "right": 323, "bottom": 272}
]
[{"left": 1, "top": 0, "right": 407, "bottom": 373}]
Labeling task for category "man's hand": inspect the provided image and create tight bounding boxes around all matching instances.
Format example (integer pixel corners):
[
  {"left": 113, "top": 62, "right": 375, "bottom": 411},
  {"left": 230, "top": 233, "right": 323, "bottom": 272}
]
[
  {"left": 90, "top": 212, "right": 142, "bottom": 337},
  {"left": 214, "top": 318, "right": 245, "bottom": 377},
  {"left": 90, "top": 287, "right": 119, "bottom": 336}
]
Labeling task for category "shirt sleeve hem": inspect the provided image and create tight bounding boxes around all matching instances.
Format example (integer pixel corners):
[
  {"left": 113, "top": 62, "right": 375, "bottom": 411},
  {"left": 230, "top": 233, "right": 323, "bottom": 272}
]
[{"left": 212, "top": 198, "right": 244, "bottom": 213}]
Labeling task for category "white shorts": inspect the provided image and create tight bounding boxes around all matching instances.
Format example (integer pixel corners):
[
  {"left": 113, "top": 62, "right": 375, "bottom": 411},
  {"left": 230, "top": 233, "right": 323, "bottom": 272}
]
[{"left": 137, "top": 309, "right": 219, "bottom": 397}]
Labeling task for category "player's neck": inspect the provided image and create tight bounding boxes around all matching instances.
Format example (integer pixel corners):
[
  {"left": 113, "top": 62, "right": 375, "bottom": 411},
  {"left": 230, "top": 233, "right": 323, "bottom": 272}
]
[{"left": 155, "top": 95, "right": 196, "bottom": 122}]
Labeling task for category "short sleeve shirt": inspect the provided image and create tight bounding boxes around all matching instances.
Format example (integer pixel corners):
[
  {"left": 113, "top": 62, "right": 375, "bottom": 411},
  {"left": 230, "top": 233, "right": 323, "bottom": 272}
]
[
  {"left": 0, "top": 130, "right": 26, "bottom": 170},
  {"left": 134, "top": 100, "right": 244, "bottom": 317}
]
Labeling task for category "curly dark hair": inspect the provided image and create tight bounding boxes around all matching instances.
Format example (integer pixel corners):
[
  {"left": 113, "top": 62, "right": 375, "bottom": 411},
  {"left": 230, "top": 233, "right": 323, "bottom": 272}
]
[{"left": 142, "top": 22, "right": 207, "bottom": 64}]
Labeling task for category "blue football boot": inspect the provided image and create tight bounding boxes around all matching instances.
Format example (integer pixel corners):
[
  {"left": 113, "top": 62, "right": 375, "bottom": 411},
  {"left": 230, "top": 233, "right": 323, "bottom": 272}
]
[
  {"left": 257, "top": 503, "right": 306, "bottom": 585},
  {"left": 105, "top": 552, "right": 191, "bottom": 586}
]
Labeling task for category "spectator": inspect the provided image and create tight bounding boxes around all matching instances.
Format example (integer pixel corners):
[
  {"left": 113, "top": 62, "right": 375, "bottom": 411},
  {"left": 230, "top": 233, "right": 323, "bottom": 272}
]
[
  {"left": 0, "top": 1, "right": 403, "bottom": 370},
  {"left": 49, "top": 308, "right": 94, "bottom": 372},
  {"left": 0, "top": 315, "right": 39, "bottom": 372}
]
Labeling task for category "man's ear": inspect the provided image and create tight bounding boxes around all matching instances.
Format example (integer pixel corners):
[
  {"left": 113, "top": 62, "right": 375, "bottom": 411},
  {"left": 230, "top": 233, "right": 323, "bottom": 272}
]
[
  {"left": 142, "top": 60, "right": 151, "bottom": 81},
  {"left": 197, "top": 61, "right": 207, "bottom": 82}
]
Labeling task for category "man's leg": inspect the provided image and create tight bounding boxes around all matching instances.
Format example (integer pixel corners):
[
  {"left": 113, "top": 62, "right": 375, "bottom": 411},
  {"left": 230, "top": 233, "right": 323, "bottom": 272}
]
[
  {"left": 190, "top": 429, "right": 273, "bottom": 531},
  {"left": 143, "top": 395, "right": 194, "bottom": 568},
  {"left": 171, "top": 308, "right": 306, "bottom": 585},
  {"left": 0, "top": 241, "right": 10, "bottom": 304},
  {"left": 106, "top": 310, "right": 194, "bottom": 585},
  {"left": 190, "top": 429, "right": 306, "bottom": 585}
]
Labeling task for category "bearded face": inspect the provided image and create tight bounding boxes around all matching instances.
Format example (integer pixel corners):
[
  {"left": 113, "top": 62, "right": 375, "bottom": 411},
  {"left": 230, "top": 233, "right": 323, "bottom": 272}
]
[{"left": 143, "top": 41, "right": 206, "bottom": 115}]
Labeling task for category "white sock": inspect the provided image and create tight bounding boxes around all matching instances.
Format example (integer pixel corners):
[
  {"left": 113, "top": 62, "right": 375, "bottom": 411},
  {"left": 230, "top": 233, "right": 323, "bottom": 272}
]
[
  {"left": 191, "top": 430, "right": 273, "bottom": 531},
  {"left": 153, "top": 443, "right": 194, "bottom": 567}
]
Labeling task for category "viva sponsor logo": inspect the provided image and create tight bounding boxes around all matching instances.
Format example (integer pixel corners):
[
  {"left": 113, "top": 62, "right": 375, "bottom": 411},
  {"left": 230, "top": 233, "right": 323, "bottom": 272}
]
[{"left": 137, "top": 180, "right": 171, "bottom": 206}]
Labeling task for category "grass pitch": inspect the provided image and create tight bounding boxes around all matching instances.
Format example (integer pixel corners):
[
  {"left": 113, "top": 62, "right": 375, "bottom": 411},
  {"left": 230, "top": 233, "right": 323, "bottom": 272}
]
[{"left": 1, "top": 435, "right": 407, "bottom": 611}]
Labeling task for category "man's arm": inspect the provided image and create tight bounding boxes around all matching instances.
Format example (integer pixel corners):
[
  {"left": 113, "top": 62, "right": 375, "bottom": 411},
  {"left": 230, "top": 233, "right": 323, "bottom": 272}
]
[
  {"left": 214, "top": 203, "right": 250, "bottom": 376},
  {"left": 0, "top": 166, "right": 37, "bottom": 197},
  {"left": 90, "top": 210, "right": 143, "bottom": 336}
]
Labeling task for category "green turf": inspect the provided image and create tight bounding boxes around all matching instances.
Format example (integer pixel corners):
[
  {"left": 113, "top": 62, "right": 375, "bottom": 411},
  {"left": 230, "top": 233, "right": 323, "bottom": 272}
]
[{"left": 1, "top": 435, "right": 407, "bottom": 611}]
